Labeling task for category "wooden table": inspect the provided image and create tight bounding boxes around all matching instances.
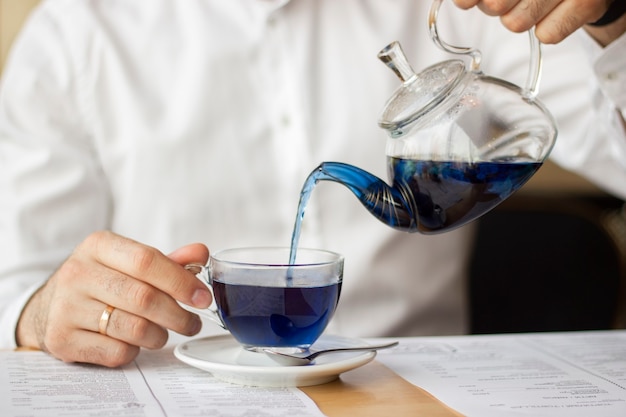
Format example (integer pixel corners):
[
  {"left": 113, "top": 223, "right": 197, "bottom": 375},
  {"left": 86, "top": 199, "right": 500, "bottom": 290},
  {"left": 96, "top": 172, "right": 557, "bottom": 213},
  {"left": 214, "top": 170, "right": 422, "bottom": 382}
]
[{"left": 301, "top": 361, "right": 463, "bottom": 416}]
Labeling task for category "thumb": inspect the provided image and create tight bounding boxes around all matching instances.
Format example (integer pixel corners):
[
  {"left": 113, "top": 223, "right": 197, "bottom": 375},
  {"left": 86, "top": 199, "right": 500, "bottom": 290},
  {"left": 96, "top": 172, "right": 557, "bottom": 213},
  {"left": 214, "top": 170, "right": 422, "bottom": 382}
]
[{"left": 168, "top": 243, "right": 210, "bottom": 266}]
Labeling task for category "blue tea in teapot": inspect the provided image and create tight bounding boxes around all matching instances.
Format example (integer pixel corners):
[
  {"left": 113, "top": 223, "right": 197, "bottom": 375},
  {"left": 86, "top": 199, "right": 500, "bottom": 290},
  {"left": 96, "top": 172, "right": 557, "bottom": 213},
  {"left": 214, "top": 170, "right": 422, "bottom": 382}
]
[{"left": 289, "top": 0, "right": 556, "bottom": 262}]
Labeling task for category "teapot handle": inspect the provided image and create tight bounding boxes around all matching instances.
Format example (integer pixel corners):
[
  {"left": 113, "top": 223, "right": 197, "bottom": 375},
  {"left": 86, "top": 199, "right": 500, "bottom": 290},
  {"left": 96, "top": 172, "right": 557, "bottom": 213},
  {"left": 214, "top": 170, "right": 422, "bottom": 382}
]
[{"left": 428, "top": 0, "right": 542, "bottom": 100}]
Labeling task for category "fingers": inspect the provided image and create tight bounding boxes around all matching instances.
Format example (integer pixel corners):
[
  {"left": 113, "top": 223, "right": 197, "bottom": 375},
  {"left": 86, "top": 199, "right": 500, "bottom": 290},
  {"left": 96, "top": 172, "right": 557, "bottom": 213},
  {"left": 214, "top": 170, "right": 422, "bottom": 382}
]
[
  {"left": 532, "top": 1, "right": 608, "bottom": 44},
  {"left": 498, "top": 0, "right": 606, "bottom": 43},
  {"left": 21, "top": 231, "right": 211, "bottom": 367},
  {"left": 67, "top": 257, "right": 203, "bottom": 337},
  {"left": 70, "top": 232, "right": 209, "bottom": 335},
  {"left": 167, "top": 243, "right": 210, "bottom": 265},
  {"left": 31, "top": 292, "right": 142, "bottom": 367},
  {"left": 452, "top": 0, "right": 611, "bottom": 44},
  {"left": 453, "top": 0, "right": 515, "bottom": 15},
  {"left": 80, "top": 231, "right": 212, "bottom": 309},
  {"left": 92, "top": 303, "right": 169, "bottom": 349},
  {"left": 499, "top": 1, "right": 562, "bottom": 33},
  {"left": 47, "top": 329, "right": 141, "bottom": 368}
]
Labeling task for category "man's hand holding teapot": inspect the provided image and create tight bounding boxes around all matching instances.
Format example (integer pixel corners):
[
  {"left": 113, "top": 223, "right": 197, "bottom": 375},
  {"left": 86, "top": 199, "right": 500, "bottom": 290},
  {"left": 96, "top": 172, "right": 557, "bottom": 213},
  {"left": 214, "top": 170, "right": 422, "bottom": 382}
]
[{"left": 453, "top": 0, "right": 626, "bottom": 46}]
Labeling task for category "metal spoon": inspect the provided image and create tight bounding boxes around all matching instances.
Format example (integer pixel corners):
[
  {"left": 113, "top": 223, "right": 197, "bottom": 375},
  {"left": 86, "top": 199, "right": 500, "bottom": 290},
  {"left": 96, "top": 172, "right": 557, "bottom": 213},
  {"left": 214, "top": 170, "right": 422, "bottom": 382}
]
[{"left": 263, "top": 341, "right": 399, "bottom": 366}]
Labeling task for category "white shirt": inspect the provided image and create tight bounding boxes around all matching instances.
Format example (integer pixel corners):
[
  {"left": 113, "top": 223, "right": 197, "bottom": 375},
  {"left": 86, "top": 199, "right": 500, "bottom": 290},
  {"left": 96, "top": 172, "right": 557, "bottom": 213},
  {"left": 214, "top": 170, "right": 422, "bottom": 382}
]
[{"left": 1, "top": 0, "right": 625, "bottom": 349}]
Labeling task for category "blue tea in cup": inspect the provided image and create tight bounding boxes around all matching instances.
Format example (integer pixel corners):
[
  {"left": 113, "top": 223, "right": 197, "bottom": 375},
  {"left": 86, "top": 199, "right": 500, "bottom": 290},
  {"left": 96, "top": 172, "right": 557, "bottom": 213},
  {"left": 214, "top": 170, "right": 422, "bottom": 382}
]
[{"left": 186, "top": 247, "right": 343, "bottom": 352}]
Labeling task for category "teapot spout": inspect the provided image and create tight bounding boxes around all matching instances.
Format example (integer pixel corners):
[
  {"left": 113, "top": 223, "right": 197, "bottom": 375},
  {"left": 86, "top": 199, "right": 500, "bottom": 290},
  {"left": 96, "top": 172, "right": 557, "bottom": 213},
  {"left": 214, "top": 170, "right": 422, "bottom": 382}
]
[{"left": 306, "top": 162, "right": 417, "bottom": 232}]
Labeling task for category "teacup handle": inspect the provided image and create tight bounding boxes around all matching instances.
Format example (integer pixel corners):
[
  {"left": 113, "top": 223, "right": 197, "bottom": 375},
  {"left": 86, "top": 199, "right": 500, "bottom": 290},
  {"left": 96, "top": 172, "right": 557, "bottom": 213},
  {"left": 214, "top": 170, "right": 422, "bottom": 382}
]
[
  {"left": 428, "top": 0, "right": 542, "bottom": 99},
  {"left": 184, "top": 263, "right": 226, "bottom": 329}
]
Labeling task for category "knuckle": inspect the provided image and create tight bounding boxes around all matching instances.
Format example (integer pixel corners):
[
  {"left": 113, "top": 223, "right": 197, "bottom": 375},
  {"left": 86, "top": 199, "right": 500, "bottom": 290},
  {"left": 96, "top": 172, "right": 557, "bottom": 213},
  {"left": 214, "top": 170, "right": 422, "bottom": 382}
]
[
  {"left": 131, "top": 283, "right": 159, "bottom": 310},
  {"left": 534, "top": 27, "right": 560, "bottom": 44},
  {"left": 41, "top": 331, "right": 67, "bottom": 355},
  {"left": 482, "top": 0, "right": 511, "bottom": 15},
  {"left": 168, "top": 270, "right": 193, "bottom": 296},
  {"left": 525, "top": 0, "right": 544, "bottom": 21},
  {"left": 452, "top": 0, "right": 477, "bottom": 10},
  {"left": 43, "top": 303, "right": 74, "bottom": 348},
  {"left": 501, "top": 15, "right": 532, "bottom": 33},
  {"left": 535, "top": 17, "right": 575, "bottom": 44},
  {"left": 100, "top": 344, "right": 140, "bottom": 368},
  {"left": 81, "top": 230, "right": 111, "bottom": 253},
  {"left": 130, "top": 246, "right": 159, "bottom": 273},
  {"left": 55, "top": 257, "right": 85, "bottom": 285},
  {"left": 127, "top": 315, "right": 152, "bottom": 340}
]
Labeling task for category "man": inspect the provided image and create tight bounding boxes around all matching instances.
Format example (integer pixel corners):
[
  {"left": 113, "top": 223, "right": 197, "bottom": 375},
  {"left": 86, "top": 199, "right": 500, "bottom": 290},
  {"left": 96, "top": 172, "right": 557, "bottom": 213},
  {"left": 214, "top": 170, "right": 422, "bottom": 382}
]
[{"left": 1, "top": 0, "right": 624, "bottom": 367}]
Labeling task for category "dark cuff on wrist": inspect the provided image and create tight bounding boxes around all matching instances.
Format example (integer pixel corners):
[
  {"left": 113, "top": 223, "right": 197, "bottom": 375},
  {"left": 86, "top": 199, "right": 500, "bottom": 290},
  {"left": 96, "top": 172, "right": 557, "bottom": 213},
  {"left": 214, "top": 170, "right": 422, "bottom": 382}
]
[{"left": 589, "top": 0, "right": 626, "bottom": 26}]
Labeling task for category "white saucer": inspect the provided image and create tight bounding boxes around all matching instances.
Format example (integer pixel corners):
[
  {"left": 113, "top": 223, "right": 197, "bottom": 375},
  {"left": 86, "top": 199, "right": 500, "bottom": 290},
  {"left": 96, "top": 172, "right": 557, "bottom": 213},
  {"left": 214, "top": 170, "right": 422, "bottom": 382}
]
[{"left": 174, "top": 334, "right": 376, "bottom": 387}]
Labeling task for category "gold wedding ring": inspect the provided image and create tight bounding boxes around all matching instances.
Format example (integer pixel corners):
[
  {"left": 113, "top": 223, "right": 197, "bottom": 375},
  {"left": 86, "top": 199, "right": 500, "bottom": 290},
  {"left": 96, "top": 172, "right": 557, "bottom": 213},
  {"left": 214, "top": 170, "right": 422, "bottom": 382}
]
[{"left": 98, "top": 305, "right": 115, "bottom": 336}]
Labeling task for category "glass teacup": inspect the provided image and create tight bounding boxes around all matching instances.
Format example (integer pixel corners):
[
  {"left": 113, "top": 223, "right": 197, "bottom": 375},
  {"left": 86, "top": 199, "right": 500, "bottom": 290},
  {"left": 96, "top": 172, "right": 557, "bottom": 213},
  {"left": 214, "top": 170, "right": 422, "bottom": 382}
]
[{"left": 186, "top": 247, "right": 344, "bottom": 353}]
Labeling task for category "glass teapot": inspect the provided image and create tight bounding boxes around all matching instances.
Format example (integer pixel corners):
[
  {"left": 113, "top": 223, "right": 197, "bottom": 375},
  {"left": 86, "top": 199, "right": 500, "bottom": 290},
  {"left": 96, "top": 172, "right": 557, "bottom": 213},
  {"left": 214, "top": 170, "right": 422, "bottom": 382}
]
[{"left": 296, "top": 0, "right": 557, "bottom": 238}]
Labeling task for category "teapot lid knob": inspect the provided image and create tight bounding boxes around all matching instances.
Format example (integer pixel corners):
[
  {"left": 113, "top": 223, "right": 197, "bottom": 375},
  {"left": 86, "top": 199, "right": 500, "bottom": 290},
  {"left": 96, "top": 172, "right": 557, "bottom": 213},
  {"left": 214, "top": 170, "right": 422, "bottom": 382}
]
[
  {"left": 377, "top": 41, "right": 417, "bottom": 84},
  {"left": 377, "top": 41, "right": 467, "bottom": 133}
]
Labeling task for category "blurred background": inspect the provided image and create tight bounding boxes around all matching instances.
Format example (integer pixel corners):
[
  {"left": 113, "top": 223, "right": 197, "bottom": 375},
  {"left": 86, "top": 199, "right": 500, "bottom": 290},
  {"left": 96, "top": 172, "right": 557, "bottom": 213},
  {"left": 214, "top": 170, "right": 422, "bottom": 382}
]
[{"left": 2, "top": 0, "right": 624, "bottom": 335}]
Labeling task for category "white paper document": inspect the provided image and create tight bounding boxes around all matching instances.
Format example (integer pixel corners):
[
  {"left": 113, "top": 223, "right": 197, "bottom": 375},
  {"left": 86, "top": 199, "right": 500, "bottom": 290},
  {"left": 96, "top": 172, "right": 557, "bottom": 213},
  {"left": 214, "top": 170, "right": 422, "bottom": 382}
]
[
  {"left": 375, "top": 330, "right": 626, "bottom": 417},
  {"left": 0, "top": 347, "right": 326, "bottom": 417},
  {"left": 4, "top": 330, "right": 625, "bottom": 417}
]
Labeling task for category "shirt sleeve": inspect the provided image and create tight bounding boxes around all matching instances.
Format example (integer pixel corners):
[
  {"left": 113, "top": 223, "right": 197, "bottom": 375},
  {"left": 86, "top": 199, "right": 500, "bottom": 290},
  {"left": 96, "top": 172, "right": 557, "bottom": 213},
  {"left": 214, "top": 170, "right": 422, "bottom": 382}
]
[
  {"left": 547, "top": 30, "right": 626, "bottom": 199},
  {"left": 590, "top": 31, "right": 626, "bottom": 115},
  {"left": 0, "top": 6, "right": 111, "bottom": 348}
]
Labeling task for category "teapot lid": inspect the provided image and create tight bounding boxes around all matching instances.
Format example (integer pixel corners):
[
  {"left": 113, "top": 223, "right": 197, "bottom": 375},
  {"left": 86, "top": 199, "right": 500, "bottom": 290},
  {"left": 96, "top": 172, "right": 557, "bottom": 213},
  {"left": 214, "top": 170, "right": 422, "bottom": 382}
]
[{"left": 377, "top": 42, "right": 467, "bottom": 133}]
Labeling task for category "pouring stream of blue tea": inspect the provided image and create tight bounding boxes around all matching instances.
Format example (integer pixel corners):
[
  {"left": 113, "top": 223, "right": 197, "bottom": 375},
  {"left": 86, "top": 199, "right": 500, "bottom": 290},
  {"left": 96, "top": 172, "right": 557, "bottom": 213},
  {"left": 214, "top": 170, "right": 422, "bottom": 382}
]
[{"left": 287, "top": 159, "right": 540, "bottom": 282}]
